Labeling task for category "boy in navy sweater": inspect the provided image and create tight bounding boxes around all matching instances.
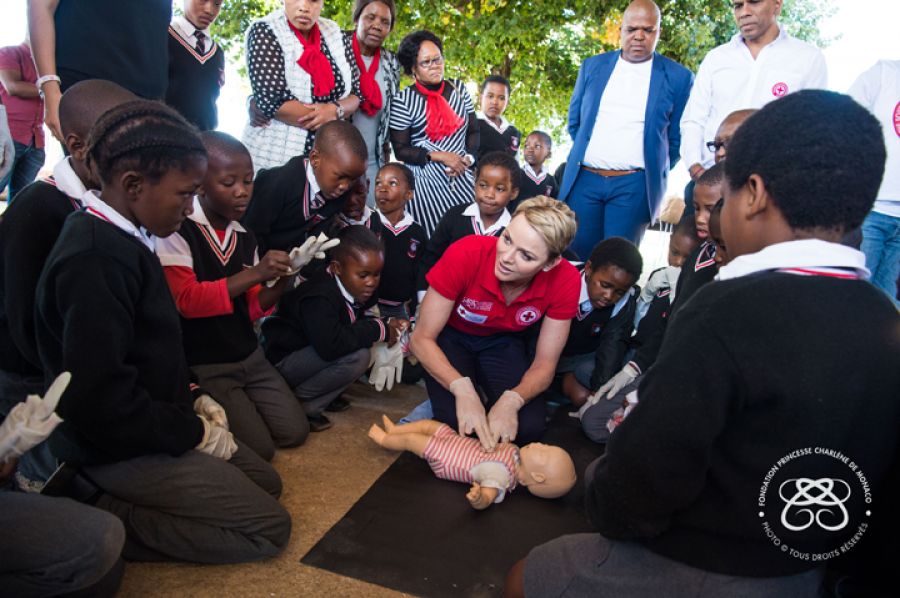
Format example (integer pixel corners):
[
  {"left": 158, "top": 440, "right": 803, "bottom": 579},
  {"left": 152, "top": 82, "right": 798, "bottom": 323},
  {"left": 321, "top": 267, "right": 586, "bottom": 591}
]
[
  {"left": 518, "top": 131, "right": 559, "bottom": 207},
  {"left": 416, "top": 151, "right": 520, "bottom": 301},
  {"left": 157, "top": 132, "right": 309, "bottom": 461},
  {"left": 511, "top": 90, "right": 900, "bottom": 598},
  {"left": 475, "top": 75, "right": 520, "bottom": 161},
  {"left": 262, "top": 226, "right": 409, "bottom": 431},
  {"left": 166, "top": 0, "right": 225, "bottom": 130},
  {"left": 35, "top": 100, "right": 290, "bottom": 564}
]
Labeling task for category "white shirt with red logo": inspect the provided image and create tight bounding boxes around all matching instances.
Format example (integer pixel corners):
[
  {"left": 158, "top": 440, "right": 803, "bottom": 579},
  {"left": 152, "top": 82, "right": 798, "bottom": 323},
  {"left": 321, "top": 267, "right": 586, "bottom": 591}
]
[
  {"left": 681, "top": 26, "right": 827, "bottom": 170},
  {"left": 426, "top": 235, "right": 580, "bottom": 336},
  {"left": 848, "top": 59, "right": 900, "bottom": 217}
]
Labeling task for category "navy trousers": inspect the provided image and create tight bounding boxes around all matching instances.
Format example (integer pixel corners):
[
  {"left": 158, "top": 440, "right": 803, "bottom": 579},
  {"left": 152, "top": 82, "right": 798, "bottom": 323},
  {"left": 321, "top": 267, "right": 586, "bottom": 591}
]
[
  {"left": 424, "top": 326, "right": 547, "bottom": 444},
  {"left": 566, "top": 168, "right": 650, "bottom": 260}
]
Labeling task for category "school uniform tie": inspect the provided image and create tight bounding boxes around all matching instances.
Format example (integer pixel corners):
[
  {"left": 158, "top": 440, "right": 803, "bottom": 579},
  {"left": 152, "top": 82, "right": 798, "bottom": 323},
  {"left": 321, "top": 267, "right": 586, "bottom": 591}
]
[
  {"left": 195, "top": 30, "right": 206, "bottom": 54},
  {"left": 310, "top": 192, "right": 326, "bottom": 210}
]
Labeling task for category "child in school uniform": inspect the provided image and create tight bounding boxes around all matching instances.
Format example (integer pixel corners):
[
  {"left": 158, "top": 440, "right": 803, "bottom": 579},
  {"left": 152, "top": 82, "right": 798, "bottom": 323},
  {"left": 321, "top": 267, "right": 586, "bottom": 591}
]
[
  {"left": 34, "top": 100, "right": 290, "bottom": 563},
  {"left": 241, "top": 120, "right": 368, "bottom": 255},
  {"left": 328, "top": 175, "right": 384, "bottom": 237},
  {"left": 156, "top": 131, "right": 309, "bottom": 462},
  {"left": 166, "top": 0, "right": 226, "bottom": 130},
  {"left": 708, "top": 199, "right": 730, "bottom": 268},
  {"left": 557, "top": 238, "right": 642, "bottom": 421},
  {"left": 262, "top": 226, "right": 409, "bottom": 432},
  {"left": 475, "top": 75, "right": 521, "bottom": 161},
  {"left": 374, "top": 162, "right": 426, "bottom": 321},
  {"left": 515, "top": 90, "right": 900, "bottom": 598},
  {"left": 518, "top": 131, "right": 559, "bottom": 208},
  {"left": 0, "top": 80, "right": 135, "bottom": 485},
  {"left": 416, "top": 151, "right": 521, "bottom": 302}
]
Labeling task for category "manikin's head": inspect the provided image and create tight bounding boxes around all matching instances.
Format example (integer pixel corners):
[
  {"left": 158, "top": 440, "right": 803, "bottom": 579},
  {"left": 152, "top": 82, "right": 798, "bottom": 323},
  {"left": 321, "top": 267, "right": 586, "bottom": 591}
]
[{"left": 516, "top": 442, "right": 577, "bottom": 499}]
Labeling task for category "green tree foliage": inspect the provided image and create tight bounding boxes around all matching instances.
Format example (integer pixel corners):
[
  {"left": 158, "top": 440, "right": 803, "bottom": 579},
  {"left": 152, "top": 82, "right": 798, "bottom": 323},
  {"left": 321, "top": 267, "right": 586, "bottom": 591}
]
[{"left": 215, "top": 0, "right": 834, "bottom": 138}]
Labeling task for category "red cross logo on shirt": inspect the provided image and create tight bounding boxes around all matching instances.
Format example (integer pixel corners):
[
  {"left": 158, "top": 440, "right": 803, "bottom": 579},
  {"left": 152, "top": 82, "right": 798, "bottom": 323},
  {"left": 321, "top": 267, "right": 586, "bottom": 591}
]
[
  {"left": 515, "top": 306, "right": 541, "bottom": 326},
  {"left": 772, "top": 82, "right": 789, "bottom": 97},
  {"left": 893, "top": 101, "right": 900, "bottom": 138}
]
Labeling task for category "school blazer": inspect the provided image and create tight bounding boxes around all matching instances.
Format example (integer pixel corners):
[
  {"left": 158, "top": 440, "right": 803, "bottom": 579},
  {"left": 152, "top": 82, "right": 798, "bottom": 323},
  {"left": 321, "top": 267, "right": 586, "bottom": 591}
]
[{"left": 561, "top": 50, "right": 693, "bottom": 221}]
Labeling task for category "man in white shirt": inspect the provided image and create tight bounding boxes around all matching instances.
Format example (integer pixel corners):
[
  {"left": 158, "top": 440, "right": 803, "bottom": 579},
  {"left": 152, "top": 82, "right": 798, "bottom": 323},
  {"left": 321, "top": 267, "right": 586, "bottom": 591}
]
[
  {"left": 561, "top": 0, "right": 693, "bottom": 258},
  {"left": 850, "top": 60, "right": 900, "bottom": 306},
  {"left": 680, "top": 0, "right": 827, "bottom": 182}
]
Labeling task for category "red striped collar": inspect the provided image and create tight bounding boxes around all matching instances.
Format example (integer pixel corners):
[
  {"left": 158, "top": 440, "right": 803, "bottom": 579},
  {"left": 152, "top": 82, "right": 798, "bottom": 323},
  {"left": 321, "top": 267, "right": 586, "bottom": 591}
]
[
  {"left": 777, "top": 267, "right": 862, "bottom": 280},
  {"left": 716, "top": 239, "right": 870, "bottom": 281}
]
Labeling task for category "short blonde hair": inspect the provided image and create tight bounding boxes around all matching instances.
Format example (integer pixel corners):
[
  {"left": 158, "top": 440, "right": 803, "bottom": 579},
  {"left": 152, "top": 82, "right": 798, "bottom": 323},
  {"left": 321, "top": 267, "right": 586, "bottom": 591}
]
[{"left": 512, "top": 196, "right": 578, "bottom": 258}]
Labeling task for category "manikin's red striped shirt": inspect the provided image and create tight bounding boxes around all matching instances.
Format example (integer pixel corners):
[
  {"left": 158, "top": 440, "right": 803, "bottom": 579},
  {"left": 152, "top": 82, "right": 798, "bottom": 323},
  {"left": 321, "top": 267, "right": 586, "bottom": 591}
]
[{"left": 423, "top": 424, "right": 518, "bottom": 487}]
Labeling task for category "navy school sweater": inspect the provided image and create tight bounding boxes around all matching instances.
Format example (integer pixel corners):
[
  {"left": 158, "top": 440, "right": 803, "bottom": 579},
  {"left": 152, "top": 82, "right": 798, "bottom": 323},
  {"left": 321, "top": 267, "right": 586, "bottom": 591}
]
[{"left": 166, "top": 24, "right": 225, "bottom": 130}]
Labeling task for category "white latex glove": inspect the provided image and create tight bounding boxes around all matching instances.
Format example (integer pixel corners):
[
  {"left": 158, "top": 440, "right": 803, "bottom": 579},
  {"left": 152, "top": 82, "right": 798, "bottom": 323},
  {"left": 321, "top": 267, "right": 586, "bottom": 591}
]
[
  {"left": 593, "top": 361, "right": 641, "bottom": 403},
  {"left": 195, "top": 416, "right": 238, "bottom": 460},
  {"left": 487, "top": 390, "right": 524, "bottom": 444},
  {"left": 267, "top": 233, "right": 341, "bottom": 287},
  {"left": 369, "top": 341, "right": 404, "bottom": 392},
  {"left": 449, "top": 376, "right": 493, "bottom": 452},
  {"left": 193, "top": 394, "right": 228, "bottom": 430},
  {"left": 0, "top": 372, "right": 70, "bottom": 463}
]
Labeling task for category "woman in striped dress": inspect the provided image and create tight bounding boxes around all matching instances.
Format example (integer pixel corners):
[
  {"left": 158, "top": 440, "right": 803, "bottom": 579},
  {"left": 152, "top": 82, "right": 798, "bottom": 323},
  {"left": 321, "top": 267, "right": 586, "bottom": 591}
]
[{"left": 389, "top": 30, "right": 479, "bottom": 236}]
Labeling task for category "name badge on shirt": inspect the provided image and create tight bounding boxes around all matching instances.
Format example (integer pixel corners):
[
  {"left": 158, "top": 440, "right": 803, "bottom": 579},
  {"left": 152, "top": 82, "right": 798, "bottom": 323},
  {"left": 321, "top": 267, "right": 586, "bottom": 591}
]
[{"left": 457, "top": 304, "right": 488, "bottom": 325}]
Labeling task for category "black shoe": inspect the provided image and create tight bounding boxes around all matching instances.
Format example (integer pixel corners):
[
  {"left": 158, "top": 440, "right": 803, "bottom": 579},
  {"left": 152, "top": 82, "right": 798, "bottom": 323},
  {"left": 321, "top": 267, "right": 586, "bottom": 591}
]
[
  {"left": 325, "top": 397, "right": 351, "bottom": 412},
  {"left": 308, "top": 413, "right": 333, "bottom": 432}
]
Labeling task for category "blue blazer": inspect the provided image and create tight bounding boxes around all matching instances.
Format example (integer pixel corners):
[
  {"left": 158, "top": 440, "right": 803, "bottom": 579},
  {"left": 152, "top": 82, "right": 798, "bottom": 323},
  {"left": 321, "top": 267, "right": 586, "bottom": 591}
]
[{"left": 560, "top": 51, "right": 693, "bottom": 220}]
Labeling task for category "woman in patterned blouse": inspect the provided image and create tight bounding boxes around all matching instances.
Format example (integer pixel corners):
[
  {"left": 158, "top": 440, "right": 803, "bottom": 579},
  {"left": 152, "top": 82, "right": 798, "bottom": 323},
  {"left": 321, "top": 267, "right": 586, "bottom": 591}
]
[
  {"left": 242, "top": 0, "right": 362, "bottom": 171},
  {"left": 389, "top": 30, "right": 480, "bottom": 236}
]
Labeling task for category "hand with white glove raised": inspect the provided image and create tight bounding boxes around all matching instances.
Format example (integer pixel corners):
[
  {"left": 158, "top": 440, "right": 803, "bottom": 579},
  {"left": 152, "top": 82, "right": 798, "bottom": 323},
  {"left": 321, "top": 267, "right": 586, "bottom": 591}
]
[
  {"left": 591, "top": 361, "right": 641, "bottom": 404},
  {"left": 267, "top": 233, "right": 341, "bottom": 287},
  {"left": 369, "top": 340, "right": 404, "bottom": 392},
  {"left": 0, "top": 371, "right": 70, "bottom": 463},
  {"left": 193, "top": 394, "right": 229, "bottom": 430},
  {"left": 450, "top": 376, "right": 493, "bottom": 452},
  {"left": 195, "top": 416, "right": 238, "bottom": 460},
  {"left": 487, "top": 390, "right": 524, "bottom": 445}
]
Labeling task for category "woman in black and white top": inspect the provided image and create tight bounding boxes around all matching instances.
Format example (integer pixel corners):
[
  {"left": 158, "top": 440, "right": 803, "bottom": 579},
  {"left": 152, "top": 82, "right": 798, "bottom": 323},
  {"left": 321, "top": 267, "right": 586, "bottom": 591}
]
[
  {"left": 243, "top": 0, "right": 361, "bottom": 171},
  {"left": 389, "top": 30, "right": 479, "bottom": 236},
  {"left": 344, "top": 0, "right": 401, "bottom": 206}
]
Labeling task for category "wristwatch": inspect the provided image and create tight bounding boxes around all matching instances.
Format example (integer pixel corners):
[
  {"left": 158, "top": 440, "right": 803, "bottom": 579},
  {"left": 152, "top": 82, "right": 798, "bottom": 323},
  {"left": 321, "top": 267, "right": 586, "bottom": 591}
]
[{"left": 332, "top": 101, "right": 345, "bottom": 120}]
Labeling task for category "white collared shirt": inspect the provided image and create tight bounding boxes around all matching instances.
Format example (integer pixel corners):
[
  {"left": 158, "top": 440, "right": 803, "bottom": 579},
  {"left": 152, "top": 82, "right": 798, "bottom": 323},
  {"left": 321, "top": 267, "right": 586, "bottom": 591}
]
[
  {"left": 334, "top": 272, "right": 357, "bottom": 305},
  {"left": 82, "top": 191, "right": 156, "bottom": 253},
  {"left": 341, "top": 206, "right": 374, "bottom": 227},
  {"left": 583, "top": 56, "right": 653, "bottom": 170},
  {"left": 156, "top": 197, "right": 257, "bottom": 269},
  {"left": 170, "top": 15, "right": 209, "bottom": 49},
  {"left": 462, "top": 202, "right": 511, "bottom": 236},
  {"left": 848, "top": 59, "right": 900, "bottom": 216},
  {"left": 51, "top": 157, "right": 90, "bottom": 203},
  {"left": 681, "top": 26, "right": 828, "bottom": 170},
  {"left": 522, "top": 162, "right": 547, "bottom": 184},
  {"left": 577, "top": 271, "right": 635, "bottom": 319},
  {"left": 715, "top": 239, "right": 869, "bottom": 282},
  {"left": 377, "top": 209, "right": 415, "bottom": 234},
  {"left": 476, "top": 112, "right": 512, "bottom": 135}
]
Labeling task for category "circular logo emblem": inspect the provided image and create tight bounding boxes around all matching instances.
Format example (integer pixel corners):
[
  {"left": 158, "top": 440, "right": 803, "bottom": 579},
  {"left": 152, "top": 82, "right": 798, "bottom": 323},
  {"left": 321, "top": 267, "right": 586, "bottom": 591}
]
[
  {"left": 515, "top": 306, "right": 541, "bottom": 326},
  {"left": 772, "top": 82, "right": 789, "bottom": 97},
  {"left": 758, "top": 447, "right": 872, "bottom": 563},
  {"left": 893, "top": 101, "right": 900, "bottom": 138}
]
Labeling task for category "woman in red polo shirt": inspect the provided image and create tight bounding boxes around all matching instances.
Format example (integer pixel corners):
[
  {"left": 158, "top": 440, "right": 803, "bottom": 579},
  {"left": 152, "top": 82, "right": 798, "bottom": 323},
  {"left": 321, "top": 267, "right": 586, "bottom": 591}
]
[{"left": 410, "top": 196, "right": 580, "bottom": 451}]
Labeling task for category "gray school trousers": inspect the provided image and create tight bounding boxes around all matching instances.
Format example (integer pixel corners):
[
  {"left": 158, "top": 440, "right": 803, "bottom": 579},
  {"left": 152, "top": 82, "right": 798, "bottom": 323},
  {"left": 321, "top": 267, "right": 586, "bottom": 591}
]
[
  {"left": 192, "top": 346, "right": 309, "bottom": 461},
  {"left": 0, "top": 492, "right": 125, "bottom": 597},
  {"left": 83, "top": 440, "right": 291, "bottom": 564},
  {"left": 275, "top": 346, "right": 371, "bottom": 417}
]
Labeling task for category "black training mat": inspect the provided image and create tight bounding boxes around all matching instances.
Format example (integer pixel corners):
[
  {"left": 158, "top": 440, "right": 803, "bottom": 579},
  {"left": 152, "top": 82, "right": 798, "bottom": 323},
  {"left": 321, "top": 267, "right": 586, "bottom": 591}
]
[{"left": 301, "top": 409, "right": 603, "bottom": 597}]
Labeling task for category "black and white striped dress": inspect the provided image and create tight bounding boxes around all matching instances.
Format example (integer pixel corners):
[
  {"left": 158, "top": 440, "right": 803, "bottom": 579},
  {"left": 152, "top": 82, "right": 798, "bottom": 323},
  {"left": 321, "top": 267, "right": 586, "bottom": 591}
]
[{"left": 389, "top": 79, "right": 478, "bottom": 236}]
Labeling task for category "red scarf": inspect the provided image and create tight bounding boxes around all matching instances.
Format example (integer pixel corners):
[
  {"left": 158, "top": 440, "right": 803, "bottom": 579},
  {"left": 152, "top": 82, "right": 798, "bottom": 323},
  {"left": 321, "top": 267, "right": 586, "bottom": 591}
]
[
  {"left": 287, "top": 19, "right": 335, "bottom": 97},
  {"left": 415, "top": 81, "right": 464, "bottom": 142},
  {"left": 352, "top": 34, "right": 383, "bottom": 117}
]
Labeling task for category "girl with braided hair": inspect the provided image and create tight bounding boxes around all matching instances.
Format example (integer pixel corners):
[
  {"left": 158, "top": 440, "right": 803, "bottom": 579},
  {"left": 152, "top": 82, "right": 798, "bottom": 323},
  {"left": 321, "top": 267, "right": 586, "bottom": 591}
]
[{"left": 34, "top": 100, "right": 292, "bottom": 564}]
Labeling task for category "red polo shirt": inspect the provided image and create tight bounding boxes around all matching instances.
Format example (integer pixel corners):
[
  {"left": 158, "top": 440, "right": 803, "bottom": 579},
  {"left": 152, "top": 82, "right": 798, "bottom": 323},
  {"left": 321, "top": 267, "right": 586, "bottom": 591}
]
[
  {"left": 426, "top": 235, "right": 580, "bottom": 336},
  {"left": 0, "top": 43, "right": 43, "bottom": 148}
]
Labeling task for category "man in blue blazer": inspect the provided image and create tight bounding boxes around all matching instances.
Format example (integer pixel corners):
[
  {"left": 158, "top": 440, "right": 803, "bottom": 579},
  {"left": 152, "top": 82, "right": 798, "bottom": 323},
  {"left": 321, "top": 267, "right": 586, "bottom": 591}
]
[{"left": 561, "top": 0, "right": 693, "bottom": 258}]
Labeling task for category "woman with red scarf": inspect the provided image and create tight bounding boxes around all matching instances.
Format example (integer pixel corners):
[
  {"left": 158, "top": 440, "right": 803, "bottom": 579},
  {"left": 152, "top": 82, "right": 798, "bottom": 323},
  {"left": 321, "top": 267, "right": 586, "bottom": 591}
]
[
  {"left": 343, "top": 0, "right": 400, "bottom": 207},
  {"left": 390, "top": 30, "right": 480, "bottom": 236},
  {"left": 242, "top": 0, "right": 362, "bottom": 171}
]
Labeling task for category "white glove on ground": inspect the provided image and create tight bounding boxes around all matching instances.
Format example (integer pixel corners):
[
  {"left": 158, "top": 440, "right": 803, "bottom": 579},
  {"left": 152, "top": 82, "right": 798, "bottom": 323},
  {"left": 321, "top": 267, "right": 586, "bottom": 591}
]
[
  {"left": 193, "top": 394, "right": 228, "bottom": 430},
  {"left": 195, "top": 416, "right": 238, "bottom": 460},
  {"left": 450, "top": 376, "right": 493, "bottom": 451},
  {"left": 487, "top": 390, "right": 524, "bottom": 444},
  {"left": 0, "top": 372, "right": 70, "bottom": 463},
  {"left": 369, "top": 341, "right": 404, "bottom": 392},
  {"left": 592, "top": 361, "right": 641, "bottom": 403}
]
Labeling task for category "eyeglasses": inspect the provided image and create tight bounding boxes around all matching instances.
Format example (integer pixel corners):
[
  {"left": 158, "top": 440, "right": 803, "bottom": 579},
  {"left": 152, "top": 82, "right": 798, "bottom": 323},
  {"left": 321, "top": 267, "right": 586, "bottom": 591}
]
[
  {"left": 706, "top": 140, "right": 728, "bottom": 152},
  {"left": 418, "top": 55, "right": 444, "bottom": 69}
]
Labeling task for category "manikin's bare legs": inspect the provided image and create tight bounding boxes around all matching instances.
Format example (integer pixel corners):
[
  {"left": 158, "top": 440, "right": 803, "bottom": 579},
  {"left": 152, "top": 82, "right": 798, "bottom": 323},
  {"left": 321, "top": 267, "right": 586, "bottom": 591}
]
[{"left": 367, "top": 416, "right": 442, "bottom": 457}]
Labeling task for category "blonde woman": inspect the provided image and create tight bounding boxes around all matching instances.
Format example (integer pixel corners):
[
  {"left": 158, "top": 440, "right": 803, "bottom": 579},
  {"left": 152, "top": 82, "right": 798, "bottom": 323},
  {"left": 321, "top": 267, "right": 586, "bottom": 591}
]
[{"left": 410, "top": 197, "right": 581, "bottom": 451}]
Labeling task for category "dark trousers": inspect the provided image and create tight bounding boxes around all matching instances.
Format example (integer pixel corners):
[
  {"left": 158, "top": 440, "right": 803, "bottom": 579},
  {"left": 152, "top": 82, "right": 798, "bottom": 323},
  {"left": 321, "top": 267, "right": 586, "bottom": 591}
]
[
  {"left": 424, "top": 326, "right": 547, "bottom": 444},
  {"left": 566, "top": 169, "right": 650, "bottom": 259}
]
